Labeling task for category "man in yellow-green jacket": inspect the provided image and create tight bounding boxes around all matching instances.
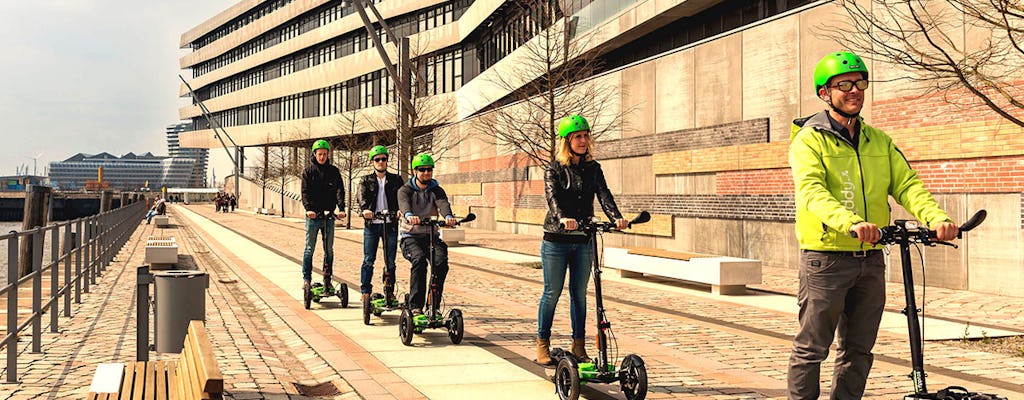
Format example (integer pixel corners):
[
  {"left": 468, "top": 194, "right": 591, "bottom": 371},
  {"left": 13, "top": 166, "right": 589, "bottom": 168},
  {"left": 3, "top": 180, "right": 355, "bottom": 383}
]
[{"left": 787, "top": 51, "right": 959, "bottom": 400}]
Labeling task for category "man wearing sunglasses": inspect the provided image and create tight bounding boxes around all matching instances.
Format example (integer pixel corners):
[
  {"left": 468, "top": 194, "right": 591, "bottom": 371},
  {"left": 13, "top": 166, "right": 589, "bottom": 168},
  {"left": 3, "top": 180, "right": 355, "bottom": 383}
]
[
  {"left": 357, "top": 145, "right": 403, "bottom": 305},
  {"left": 787, "top": 51, "right": 958, "bottom": 399},
  {"left": 396, "top": 153, "right": 457, "bottom": 316}
]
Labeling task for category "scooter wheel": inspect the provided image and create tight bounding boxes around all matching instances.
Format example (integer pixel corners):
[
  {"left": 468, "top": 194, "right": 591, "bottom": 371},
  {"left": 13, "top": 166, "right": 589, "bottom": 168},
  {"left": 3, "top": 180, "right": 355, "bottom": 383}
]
[
  {"left": 339, "top": 283, "right": 349, "bottom": 308},
  {"left": 362, "top": 294, "right": 372, "bottom": 325},
  {"left": 447, "top": 309, "right": 464, "bottom": 344},
  {"left": 303, "top": 287, "right": 312, "bottom": 310},
  {"left": 399, "top": 308, "right": 414, "bottom": 346},
  {"left": 618, "top": 354, "right": 648, "bottom": 400},
  {"left": 554, "top": 356, "right": 580, "bottom": 400}
]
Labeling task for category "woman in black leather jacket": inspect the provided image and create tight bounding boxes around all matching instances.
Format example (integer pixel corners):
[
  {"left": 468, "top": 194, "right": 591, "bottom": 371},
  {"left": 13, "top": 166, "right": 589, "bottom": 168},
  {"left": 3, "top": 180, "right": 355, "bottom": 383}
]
[{"left": 535, "top": 114, "right": 627, "bottom": 366}]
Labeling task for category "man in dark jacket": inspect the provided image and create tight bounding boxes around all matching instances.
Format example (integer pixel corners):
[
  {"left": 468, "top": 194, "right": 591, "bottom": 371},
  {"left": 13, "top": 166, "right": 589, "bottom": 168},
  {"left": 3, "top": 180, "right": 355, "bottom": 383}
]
[
  {"left": 397, "top": 153, "right": 456, "bottom": 316},
  {"left": 358, "top": 145, "right": 403, "bottom": 305},
  {"left": 300, "top": 139, "right": 345, "bottom": 294}
]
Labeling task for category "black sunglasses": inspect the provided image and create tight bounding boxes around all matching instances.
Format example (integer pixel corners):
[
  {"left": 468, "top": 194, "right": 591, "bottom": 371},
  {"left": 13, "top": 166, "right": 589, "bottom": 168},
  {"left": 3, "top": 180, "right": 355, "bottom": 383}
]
[
  {"left": 416, "top": 167, "right": 434, "bottom": 172},
  {"left": 831, "top": 79, "right": 869, "bottom": 92},
  {"left": 373, "top": 157, "right": 388, "bottom": 162}
]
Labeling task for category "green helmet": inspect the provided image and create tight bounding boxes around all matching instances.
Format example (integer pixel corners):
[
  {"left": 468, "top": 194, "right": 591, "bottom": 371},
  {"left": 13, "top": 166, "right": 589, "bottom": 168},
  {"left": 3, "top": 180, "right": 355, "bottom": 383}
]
[
  {"left": 368, "top": 145, "right": 388, "bottom": 160},
  {"left": 813, "top": 51, "right": 869, "bottom": 94},
  {"left": 557, "top": 115, "right": 590, "bottom": 138},
  {"left": 411, "top": 153, "right": 435, "bottom": 169},
  {"left": 311, "top": 139, "right": 331, "bottom": 152}
]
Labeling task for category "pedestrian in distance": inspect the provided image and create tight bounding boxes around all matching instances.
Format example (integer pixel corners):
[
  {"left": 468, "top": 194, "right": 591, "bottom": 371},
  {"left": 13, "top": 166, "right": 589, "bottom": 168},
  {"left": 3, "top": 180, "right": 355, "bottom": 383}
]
[
  {"left": 535, "top": 114, "right": 627, "bottom": 366},
  {"left": 229, "top": 194, "right": 237, "bottom": 212},
  {"left": 300, "top": 139, "right": 345, "bottom": 294},
  {"left": 358, "top": 145, "right": 403, "bottom": 305},
  {"left": 397, "top": 153, "right": 457, "bottom": 316},
  {"left": 787, "top": 51, "right": 959, "bottom": 400}
]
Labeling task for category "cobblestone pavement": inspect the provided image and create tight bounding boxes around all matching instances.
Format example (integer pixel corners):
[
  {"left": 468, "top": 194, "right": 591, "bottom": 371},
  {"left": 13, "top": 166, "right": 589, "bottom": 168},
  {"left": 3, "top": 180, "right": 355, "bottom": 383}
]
[
  {"left": 1, "top": 211, "right": 359, "bottom": 400},
  {"left": 177, "top": 205, "right": 1024, "bottom": 399}
]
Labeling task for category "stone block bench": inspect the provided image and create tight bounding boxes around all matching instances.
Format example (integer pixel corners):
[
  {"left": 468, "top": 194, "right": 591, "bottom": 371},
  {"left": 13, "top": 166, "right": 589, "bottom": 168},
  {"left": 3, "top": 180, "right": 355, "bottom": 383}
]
[
  {"left": 87, "top": 320, "right": 224, "bottom": 399},
  {"left": 153, "top": 215, "right": 170, "bottom": 228},
  {"left": 145, "top": 236, "right": 178, "bottom": 270},
  {"left": 440, "top": 228, "right": 465, "bottom": 243},
  {"left": 602, "top": 247, "right": 762, "bottom": 295}
]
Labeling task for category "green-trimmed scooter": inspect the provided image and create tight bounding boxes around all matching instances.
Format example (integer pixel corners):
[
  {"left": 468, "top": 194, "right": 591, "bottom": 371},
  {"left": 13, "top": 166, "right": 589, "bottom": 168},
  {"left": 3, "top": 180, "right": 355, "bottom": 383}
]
[
  {"left": 363, "top": 210, "right": 402, "bottom": 325},
  {"left": 303, "top": 211, "right": 349, "bottom": 309},
  {"left": 551, "top": 211, "right": 651, "bottom": 400},
  {"left": 398, "top": 213, "right": 475, "bottom": 346}
]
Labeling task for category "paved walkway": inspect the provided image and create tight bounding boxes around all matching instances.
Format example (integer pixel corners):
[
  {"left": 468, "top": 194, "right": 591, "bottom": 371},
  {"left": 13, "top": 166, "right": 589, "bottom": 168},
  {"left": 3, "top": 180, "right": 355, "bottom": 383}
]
[{"left": 2, "top": 203, "right": 1022, "bottom": 399}]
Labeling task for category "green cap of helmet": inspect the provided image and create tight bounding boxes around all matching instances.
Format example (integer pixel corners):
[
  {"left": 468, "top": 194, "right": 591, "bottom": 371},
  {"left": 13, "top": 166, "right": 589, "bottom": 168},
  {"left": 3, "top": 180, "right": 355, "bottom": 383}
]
[
  {"left": 813, "top": 51, "right": 869, "bottom": 94},
  {"left": 557, "top": 115, "right": 590, "bottom": 138},
  {"left": 311, "top": 139, "right": 331, "bottom": 151},
  {"left": 368, "top": 145, "right": 388, "bottom": 160},
  {"left": 411, "top": 153, "right": 435, "bottom": 169}
]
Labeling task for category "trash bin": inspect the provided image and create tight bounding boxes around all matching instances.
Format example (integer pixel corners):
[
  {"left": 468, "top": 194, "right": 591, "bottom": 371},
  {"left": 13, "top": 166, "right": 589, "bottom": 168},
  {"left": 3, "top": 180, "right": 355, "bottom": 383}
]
[{"left": 153, "top": 270, "right": 208, "bottom": 353}]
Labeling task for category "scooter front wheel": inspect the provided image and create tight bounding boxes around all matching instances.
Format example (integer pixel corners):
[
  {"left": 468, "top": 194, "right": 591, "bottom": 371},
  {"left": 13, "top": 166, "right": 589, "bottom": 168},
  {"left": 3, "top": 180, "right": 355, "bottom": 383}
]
[
  {"left": 447, "top": 309, "right": 464, "bottom": 344},
  {"left": 339, "top": 283, "right": 349, "bottom": 308},
  {"left": 399, "top": 308, "right": 414, "bottom": 346},
  {"left": 303, "top": 286, "right": 312, "bottom": 310},
  {"left": 554, "top": 356, "right": 580, "bottom": 400},
  {"left": 619, "top": 354, "right": 648, "bottom": 400},
  {"left": 362, "top": 294, "right": 372, "bottom": 325}
]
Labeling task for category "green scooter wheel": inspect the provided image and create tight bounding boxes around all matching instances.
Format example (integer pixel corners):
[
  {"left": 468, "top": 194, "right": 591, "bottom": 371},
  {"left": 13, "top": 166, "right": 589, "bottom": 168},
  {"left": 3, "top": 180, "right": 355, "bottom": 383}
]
[
  {"left": 339, "top": 283, "right": 349, "bottom": 308},
  {"left": 399, "top": 308, "right": 414, "bottom": 346},
  {"left": 447, "top": 309, "right": 464, "bottom": 344},
  {"left": 362, "top": 294, "right": 372, "bottom": 325},
  {"left": 554, "top": 356, "right": 580, "bottom": 400},
  {"left": 619, "top": 354, "right": 648, "bottom": 400}
]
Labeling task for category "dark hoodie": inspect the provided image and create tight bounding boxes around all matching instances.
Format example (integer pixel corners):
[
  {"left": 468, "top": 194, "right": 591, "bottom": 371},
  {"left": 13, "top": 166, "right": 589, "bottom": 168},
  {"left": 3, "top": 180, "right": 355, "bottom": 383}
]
[
  {"left": 397, "top": 177, "right": 453, "bottom": 238},
  {"left": 300, "top": 152, "right": 344, "bottom": 215}
]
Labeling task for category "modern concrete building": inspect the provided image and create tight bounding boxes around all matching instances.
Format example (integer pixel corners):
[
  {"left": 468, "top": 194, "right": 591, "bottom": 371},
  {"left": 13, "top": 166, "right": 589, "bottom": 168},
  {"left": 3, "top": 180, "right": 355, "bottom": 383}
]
[
  {"left": 179, "top": 0, "right": 1024, "bottom": 295},
  {"left": 167, "top": 122, "right": 210, "bottom": 187}
]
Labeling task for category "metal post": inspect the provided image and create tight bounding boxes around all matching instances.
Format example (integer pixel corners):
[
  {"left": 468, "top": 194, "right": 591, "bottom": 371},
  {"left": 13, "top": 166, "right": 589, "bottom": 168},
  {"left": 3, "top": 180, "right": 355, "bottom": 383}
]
[
  {"left": 6, "top": 233, "right": 19, "bottom": 383},
  {"left": 137, "top": 265, "right": 152, "bottom": 361},
  {"left": 75, "top": 220, "right": 83, "bottom": 300},
  {"left": 64, "top": 225, "right": 72, "bottom": 316},
  {"left": 31, "top": 229, "right": 42, "bottom": 353},
  {"left": 50, "top": 225, "right": 59, "bottom": 333},
  {"left": 84, "top": 220, "right": 92, "bottom": 289},
  {"left": 399, "top": 37, "right": 412, "bottom": 180}
]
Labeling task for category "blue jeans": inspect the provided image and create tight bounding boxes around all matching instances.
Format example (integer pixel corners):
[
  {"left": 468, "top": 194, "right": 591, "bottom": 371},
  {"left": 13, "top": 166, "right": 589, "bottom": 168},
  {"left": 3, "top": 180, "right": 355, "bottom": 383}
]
[
  {"left": 145, "top": 210, "right": 157, "bottom": 224},
  {"left": 302, "top": 217, "right": 335, "bottom": 282},
  {"left": 360, "top": 223, "right": 398, "bottom": 294},
  {"left": 537, "top": 239, "right": 593, "bottom": 340}
]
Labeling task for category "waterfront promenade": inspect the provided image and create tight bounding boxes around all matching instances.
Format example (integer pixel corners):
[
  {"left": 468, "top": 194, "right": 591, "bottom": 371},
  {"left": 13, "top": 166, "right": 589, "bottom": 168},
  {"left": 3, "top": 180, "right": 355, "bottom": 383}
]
[{"left": 2, "top": 203, "right": 1023, "bottom": 399}]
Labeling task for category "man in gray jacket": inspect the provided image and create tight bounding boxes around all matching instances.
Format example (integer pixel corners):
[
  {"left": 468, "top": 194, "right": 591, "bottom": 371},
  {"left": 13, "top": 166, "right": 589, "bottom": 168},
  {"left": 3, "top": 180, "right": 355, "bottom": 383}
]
[{"left": 398, "top": 153, "right": 456, "bottom": 315}]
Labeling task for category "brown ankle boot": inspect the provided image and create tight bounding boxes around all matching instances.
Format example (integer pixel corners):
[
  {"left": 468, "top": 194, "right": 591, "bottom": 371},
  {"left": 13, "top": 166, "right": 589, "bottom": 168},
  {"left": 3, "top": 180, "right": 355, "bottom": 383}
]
[
  {"left": 571, "top": 338, "right": 591, "bottom": 363},
  {"left": 536, "top": 338, "right": 553, "bottom": 365}
]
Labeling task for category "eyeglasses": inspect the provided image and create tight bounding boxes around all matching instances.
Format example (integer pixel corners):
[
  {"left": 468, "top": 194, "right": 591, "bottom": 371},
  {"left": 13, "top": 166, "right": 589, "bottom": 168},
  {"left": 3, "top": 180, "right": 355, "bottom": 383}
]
[
  {"left": 831, "top": 79, "right": 869, "bottom": 92},
  {"left": 415, "top": 167, "right": 434, "bottom": 172},
  {"left": 372, "top": 157, "right": 388, "bottom": 162}
]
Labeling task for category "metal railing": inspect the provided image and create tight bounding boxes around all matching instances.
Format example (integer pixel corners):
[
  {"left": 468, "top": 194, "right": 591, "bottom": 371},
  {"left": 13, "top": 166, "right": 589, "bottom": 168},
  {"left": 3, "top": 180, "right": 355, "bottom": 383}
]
[{"left": 1, "top": 201, "right": 145, "bottom": 383}]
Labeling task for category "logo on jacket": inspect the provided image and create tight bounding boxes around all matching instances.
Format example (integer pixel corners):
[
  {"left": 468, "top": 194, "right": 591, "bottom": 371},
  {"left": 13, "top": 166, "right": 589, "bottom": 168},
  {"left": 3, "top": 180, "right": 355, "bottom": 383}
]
[{"left": 840, "top": 170, "right": 856, "bottom": 211}]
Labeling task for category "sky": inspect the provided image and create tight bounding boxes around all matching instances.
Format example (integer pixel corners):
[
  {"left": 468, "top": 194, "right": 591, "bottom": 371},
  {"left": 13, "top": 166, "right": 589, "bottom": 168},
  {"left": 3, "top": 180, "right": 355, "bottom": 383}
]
[{"left": 0, "top": 0, "right": 237, "bottom": 183}]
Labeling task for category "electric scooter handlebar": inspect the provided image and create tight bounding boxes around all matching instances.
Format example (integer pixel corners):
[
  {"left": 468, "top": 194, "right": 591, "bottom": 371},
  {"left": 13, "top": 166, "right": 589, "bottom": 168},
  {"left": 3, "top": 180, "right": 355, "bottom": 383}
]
[
  {"left": 409, "top": 213, "right": 476, "bottom": 227},
  {"left": 310, "top": 210, "right": 339, "bottom": 220},
  {"left": 563, "top": 211, "right": 652, "bottom": 232},
  {"left": 851, "top": 209, "right": 986, "bottom": 248}
]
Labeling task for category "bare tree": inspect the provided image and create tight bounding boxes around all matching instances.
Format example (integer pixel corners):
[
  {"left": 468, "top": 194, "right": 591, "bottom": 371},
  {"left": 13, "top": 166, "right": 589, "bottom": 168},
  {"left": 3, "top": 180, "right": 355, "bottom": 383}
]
[
  {"left": 368, "top": 36, "right": 463, "bottom": 177},
  {"left": 262, "top": 129, "right": 304, "bottom": 218},
  {"left": 332, "top": 110, "right": 373, "bottom": 228},
  {"left": 477, "top": 0, "right": 632, "bottom": 167},
  {"left": 824, "top": 0, "right": 1023, "bottom": 127}
]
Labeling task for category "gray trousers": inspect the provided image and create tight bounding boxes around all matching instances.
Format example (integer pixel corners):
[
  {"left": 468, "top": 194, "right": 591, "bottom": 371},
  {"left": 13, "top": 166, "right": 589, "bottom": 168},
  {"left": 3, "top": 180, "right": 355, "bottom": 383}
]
[{"left": 788, "top": 250, "right": 886, "bottom": 400}]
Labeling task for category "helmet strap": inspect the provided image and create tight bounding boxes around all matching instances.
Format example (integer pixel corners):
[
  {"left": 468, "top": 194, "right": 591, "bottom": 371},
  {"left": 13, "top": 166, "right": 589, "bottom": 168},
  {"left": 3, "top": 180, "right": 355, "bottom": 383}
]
[{"left": 824, "top": 88, "right": 859, "bottom": 123}]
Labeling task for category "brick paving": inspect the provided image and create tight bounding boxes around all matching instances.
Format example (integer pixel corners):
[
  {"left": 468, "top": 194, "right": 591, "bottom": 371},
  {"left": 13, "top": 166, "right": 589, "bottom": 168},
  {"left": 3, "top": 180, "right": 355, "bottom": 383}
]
[{"left": 2, "top": 204, "right": 1022, "bottom": 399}]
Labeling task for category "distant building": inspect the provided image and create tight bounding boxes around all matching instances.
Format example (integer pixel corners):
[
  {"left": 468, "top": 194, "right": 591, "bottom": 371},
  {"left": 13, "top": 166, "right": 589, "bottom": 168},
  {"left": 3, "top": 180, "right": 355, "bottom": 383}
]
[
  {"left": 167, "top": 122, "right": 209, "bottom": 187},
  {"left": 48, "top": 152, "right": 196, "bottom": 191},
  {"left": 0, "top": 175, "right": 48, "bottom": 192}
]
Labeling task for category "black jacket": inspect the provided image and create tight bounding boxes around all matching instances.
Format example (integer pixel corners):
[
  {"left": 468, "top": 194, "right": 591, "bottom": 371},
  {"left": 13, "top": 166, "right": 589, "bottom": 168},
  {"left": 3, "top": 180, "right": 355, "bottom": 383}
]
[
  {"left": 543, "top": 159, "right": 622, "bottom": 234},
  {"left": 300, "top": 154, "right": 345, "bottom": 214},
  {"left": 358, "top": 172, "right": 403, "bottom": 214}
]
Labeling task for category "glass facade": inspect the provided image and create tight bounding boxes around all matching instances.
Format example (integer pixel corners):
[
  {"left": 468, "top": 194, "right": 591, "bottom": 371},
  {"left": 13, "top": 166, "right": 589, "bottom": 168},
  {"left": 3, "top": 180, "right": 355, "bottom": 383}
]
[
  {"left": 167, "top": 122, "right": 209, "bottom": 187},
  {"left": 48, "top": 153, "right": 197, "bottom": 191}
]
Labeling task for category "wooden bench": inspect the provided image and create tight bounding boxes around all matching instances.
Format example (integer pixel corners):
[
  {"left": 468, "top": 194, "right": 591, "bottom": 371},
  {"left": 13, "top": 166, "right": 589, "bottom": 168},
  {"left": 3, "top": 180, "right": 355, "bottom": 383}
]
[
  {"left": 602, "top": 247, "right": 762, "bottom": 295},
  {"left": 87, "top": 320, "right": 224, "bottom": 399}
]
